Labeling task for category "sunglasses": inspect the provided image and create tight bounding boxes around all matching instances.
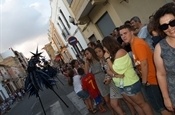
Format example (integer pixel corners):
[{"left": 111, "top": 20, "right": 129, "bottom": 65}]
[{"left": 159, "top": 19, "right": 175, "bottom": 30}]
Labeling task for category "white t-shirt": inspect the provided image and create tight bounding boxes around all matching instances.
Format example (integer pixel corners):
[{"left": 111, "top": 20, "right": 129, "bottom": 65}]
[{"left": 73, "top": 74, "right": 82, "bottom": 93}]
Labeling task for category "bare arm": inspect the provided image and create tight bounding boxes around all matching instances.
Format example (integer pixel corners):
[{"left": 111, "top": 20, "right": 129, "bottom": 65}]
[
  {"left": 154, "top": 44, "right": 173, "bottom": 111},
  {"left": 104, "top": 49, "right": 127, "bottom": 76},
  {"left": 104, "top": 51, "right": 113, "bottom": 72},
  {"left": 84, "top": 58, "right": 90, "bottom": 74},
  {"left": 140, "top": 59, "right": 148, "bottom": 83}
]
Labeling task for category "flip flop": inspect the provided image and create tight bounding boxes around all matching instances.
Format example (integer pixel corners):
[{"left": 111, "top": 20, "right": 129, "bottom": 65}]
[
  {"left": 100, "top": 108, "right": 106, "bottom": 113},
  {"left": 88, "top": 108, "right": 97, "bottom": 114}
]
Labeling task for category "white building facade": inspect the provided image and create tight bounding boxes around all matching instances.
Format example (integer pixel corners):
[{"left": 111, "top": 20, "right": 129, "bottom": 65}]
[{"left": 50, "top": 0, "right": 88, "bottom": 59}]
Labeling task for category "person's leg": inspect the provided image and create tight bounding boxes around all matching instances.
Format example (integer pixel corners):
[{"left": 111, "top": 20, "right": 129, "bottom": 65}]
[
  {"left": 84, "top": 98, "right": 97, "bottom": 114},
  {"left": 98, "top": 102, "right": 106, "bottom": 113},
  {"left": 110, "top": 98, "right": 125, "bottom": 115},
  {"left": 77, "top": 90, "right": 92, "bottom": 111},
  {"left": 122, "top": 94, "right": 144, "bottom": 115},
  {"left": 84, "top": 99, "right": 90, "bottom": 110},
  {"left": 161, "top": 110, "right": 173, "bottom": 115},
  {"left": 145, "top": 85, "right": 172, "bottom": 115},
  {"left": 122, "top": 81, "right": 153, "bottom": 115},
  {"left": 110, "top": 85, "right": 125, "bottom": 115},
  {"left": 103, "top": 94, "right": 115, "bottom": 115},
  {"left": 129, "top": 92, "right": 154, "bottom": 115},
  {"left": 86, "top": 97, "right": 95, "bottom": 110},
  {"left": 121, "top": 98, "right": 136, "bottom": 115}
]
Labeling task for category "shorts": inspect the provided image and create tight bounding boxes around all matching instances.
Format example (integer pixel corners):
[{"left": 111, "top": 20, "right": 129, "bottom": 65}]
[
  {"left": 94, "top": 95, "right": 103, "bottom": 105},
  {"left": 119, "top": 81, "right": 141, "bottom": 96},
  {"left": 145, "top": 85, "right": 166, "bottom": 112},
  {"left": 110, "top": 81, "right": 122, "bottom": 99},
  {"left": 77, "top": 90, "right": 89, "bottom": 100}
]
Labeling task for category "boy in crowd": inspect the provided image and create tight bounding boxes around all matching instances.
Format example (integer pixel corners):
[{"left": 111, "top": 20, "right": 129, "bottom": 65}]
[{"left": 77, "top": 68, "right": 106, "bottom": 113}]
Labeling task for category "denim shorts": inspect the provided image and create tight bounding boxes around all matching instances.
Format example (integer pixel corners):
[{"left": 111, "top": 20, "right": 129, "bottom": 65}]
[
  {"left": 145, "top": 85, "right": 166, "bottom": 112},
  {"left": 77, "top": 90, "right": 89, "bottom": 100},
  {"left": 119, "top": 81, "right": 141, "bottom": 96}
]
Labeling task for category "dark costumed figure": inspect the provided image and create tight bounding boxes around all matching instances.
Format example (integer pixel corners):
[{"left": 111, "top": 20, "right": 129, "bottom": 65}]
[{"left": 25, "top": 48, "right": 68, "bottom": 115}]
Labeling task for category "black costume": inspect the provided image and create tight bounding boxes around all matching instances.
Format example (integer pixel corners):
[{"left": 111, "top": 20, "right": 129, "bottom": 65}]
[{"left": 25, "top": 48, "right": 68, "bottom": 115}]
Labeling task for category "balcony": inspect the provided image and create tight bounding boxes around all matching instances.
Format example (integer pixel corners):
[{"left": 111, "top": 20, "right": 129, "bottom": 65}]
[
  {"left": 69, "top": 0, "right": 106, "bottom": 24},
  {"left": 91, "top": 0, "right": 107, "bottom": 5}
]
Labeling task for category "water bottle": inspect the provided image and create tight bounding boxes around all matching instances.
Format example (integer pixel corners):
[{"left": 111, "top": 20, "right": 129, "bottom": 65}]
[{"left": 119, "top": 78, "right": 124, "bottom": 88}]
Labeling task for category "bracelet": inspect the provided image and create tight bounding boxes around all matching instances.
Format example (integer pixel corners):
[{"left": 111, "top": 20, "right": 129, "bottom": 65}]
[{"left": 105, "top": 57, "right": 111, "bottom": 61}]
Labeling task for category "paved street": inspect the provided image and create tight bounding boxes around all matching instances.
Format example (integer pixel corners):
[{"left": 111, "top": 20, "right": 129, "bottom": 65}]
[
  {"left": 5, "top": 73, "right": 82, "bottom": 115},
  {"left": 4, "top": 73, "right": 146, "bottom": 115}
]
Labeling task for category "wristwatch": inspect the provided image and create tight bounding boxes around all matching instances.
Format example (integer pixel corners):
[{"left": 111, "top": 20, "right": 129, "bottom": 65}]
[{"left": 105, "top": 57, "right": 111, "bottom": 61}]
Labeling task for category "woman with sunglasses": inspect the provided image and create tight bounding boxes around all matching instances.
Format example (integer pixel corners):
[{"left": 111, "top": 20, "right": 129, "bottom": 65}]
[{"left": 154, "top": 2, "right": 175, "bottom": 112}]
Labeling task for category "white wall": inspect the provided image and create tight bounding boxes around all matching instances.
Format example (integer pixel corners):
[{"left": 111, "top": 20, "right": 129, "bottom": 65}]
[
  {"left": 0, "top": 84, "right": 9, "bottom": 100},
  {"left": 50, "top": 0, "right": 87, "bottom": 59}
]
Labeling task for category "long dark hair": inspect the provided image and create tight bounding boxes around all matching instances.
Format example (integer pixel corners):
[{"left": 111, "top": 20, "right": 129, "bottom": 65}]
[
  {"left": 94, "top": 44, "right": 105, "bottom": 55},
  {"left": 70, "top": 59, "right": 77, "bottom": 68},
  {"left": 102, "top": 36, "right": 122, "bottom": 61},
  {"left": 84, "top": 47, "right": 99, "bottom": 63},
  {"left": 153, "top": 2, "right": 175, "bottom": 38},
  {"left": 67, "top": 68, "right": 74, "bottom": 86}
]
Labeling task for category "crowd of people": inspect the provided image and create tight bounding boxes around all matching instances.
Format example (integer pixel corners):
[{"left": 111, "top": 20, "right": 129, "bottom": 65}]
[
  {"left": 0, "top": 88, "right": 26, "bottom": 114},
  {"left": 61, "top": 2, "right": 175, "bottom": 115}
]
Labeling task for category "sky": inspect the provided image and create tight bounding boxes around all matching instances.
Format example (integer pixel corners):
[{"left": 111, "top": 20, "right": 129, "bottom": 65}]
[{"left": 0, "top": 0, "right": 51, "bottom": 59}]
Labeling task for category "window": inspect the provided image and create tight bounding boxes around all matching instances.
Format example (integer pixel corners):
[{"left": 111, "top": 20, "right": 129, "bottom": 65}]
[
  {"left": 96, "top": 12, "right": 115, "bottom": 37},
  {"left": 57, "top": 22, "right": 62, "bottom": 30},
  {"left": 18, "top": 58, "right": 22, "bottom": 62},
  {"left": 60, "top": 9, "right": 70, "bottom": 29},
  {"left": 66, "top": 0, "right": 73, "bottom": 5},
  {"left": 88, "top": 35, "right": 97, "bottom": 43},
  {"left": 58, "top": 17, "right": 70, "bottom": 40},
  {"left": 62, "top": 32, "right": 66, "bottom": 39}
]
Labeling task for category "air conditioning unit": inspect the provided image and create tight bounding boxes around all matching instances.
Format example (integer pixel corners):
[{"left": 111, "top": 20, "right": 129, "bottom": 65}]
[{"left": 79, "top": 16, "right": 90, "bottom": 25}]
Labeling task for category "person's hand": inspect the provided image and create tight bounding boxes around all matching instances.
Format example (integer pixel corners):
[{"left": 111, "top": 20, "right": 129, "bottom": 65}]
[
  {"left": 83, "top": 57, "right": 88, "bottom": 63},
  {"left": 104, "top": 52, "right": 110, "bottom": 59},
  {"left": 103, "top": 76, "right": 111, "bottom": 85},
  {"left": 115, "top": 74, "right": 124, "bottom": 78},
  {"left": 121, "top": 42, "right": 126, "bottom": 47},
  {"left": 164, "top": 97, "right": 174, "bottom": 112}
]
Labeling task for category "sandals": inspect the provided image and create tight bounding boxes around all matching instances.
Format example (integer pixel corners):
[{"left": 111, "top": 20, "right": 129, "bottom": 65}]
[
  {"left": 100, "top": 108, "right": 106, "bottom": 113},
  {"left": 88, "top": 108, "right": 97, "bottom": 114}
]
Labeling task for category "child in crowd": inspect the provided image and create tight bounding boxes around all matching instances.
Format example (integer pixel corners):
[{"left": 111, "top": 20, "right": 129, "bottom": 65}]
[
  {"left": 67, "top": 68, "right": 96, "bottom": 113},
  {"left": 70, "top": 59, "right": 80, "bottom": 74},
  {"left": 77, "top": 68, "right": 106, "bottom": 113}
]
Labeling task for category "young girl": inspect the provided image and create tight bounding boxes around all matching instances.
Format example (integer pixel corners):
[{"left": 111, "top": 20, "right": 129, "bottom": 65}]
[
  {"left": 94, "top": 45, "right": 125, "bottom": 115},
  {"left": 84, "top": 47, "right": 115, "bottom": 114},
  {"left": 102, "top": 36, "right": 153, "bottom": 115},
  {"left": 70, "top": 59, "right": 80, "bottom": 74}
]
